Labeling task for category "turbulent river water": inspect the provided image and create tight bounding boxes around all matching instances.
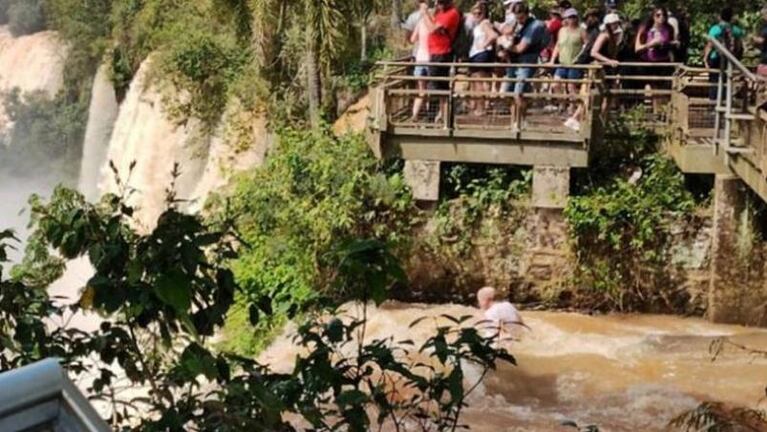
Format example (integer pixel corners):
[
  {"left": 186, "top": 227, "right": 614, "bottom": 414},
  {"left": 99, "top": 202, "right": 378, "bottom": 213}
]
[{"left": 261, "top": 302, "right": 767, "bottom": 432}]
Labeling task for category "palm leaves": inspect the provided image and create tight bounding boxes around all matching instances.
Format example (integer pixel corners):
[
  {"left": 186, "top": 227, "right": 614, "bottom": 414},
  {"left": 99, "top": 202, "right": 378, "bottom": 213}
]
[{"left": 249, "top": 0, "right": 389, "bottom": 125}]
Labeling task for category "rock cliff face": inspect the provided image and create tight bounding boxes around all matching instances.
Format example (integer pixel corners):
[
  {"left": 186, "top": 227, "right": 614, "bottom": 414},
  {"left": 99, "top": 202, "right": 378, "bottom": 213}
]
[
  {"left": 0, "top": 27, "right": 64, "bottom": 96},
  {"left": 98, "top": 58, "right": 207, "bottom": 228},
  {"left": 404, "top": 206, "right": 714, "bottom": 315},
  {"left": 0, "top": 26, "right": 65, "bottom": 131}
]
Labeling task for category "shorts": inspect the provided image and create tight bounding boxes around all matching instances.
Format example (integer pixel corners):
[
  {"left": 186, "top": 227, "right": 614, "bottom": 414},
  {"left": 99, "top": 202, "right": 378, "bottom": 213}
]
[
  {"left": 469, "top": 50, "right": 495, "bottom": 74},
  {"left": 413, "top": 65, "right": 429, "bottom": 77},
  {"left": 505, "top": 66, "right": 536, "bottom": 95},
  {"left": 653, "top": 65, "right": 675, "bottom": 89},
  {"left": 428, "top": 53, "right": 453, "bottom": 91},
  {"left": 554, "top": 67, "right": 585, "bottom": 80}
]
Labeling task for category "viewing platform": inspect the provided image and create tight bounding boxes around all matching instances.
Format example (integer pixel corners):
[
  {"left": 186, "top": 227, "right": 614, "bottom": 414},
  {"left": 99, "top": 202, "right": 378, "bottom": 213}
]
[
  {"left": 366, "top": 39, "right": 767, "bottom": 207},
  {"left": 366, "top": 37, "right": 767, "bottom": 325}
]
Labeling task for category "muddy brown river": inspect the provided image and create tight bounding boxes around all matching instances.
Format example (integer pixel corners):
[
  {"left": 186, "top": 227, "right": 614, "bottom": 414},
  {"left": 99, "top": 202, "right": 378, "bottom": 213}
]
[{"left": 261, "top": 302, "right": 767, "bottom": 431}]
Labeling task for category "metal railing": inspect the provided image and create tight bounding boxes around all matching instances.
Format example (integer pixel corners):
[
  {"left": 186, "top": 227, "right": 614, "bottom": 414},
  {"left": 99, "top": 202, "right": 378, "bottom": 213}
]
[
  {"left": 602, "top": 62, "right": 680, "bottom": 131},
  {"left": 374, "top": 61, "right": 602, "bottom": 141},
  {"left": 706, "top": 35, "right": 767, "bottom": 164},
  {"left": 371, "top": 60, "right": 708, "bottom": 141}
]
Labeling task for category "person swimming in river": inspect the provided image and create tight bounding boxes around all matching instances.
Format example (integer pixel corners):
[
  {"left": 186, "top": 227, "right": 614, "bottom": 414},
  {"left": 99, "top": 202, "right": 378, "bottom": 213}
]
[{"left": 477, "top": 286, "right": 530, "bottom": 342}]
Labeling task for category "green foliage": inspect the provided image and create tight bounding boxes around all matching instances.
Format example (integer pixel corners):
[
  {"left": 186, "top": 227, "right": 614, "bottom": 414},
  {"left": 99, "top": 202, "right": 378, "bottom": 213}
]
[
  {"left": 670, "top": 402, "right": 767, "bottom": 431},
  {"left": 0, "top": 182, "right": 511, "bottom": 430},
  {"left": 0, "top": 90, "right": 88, "bottom": 181},
  {"left": 157, "top": 26, "right": 249, "bottom": 127},
  {"left": 45, "top": 0, "right": 113, "bottom": 96},
  {"left": 565, "top": 154, "right": 696, "bottom": 310},
  {"left": 7, "top": 0, "right": 44, "bottom": 36},
  {"left": 431, "top": 165, "right": 531, "bottom": 257},
  {"left": 213, "top": 128, "right": 416, "bottom": 346}
]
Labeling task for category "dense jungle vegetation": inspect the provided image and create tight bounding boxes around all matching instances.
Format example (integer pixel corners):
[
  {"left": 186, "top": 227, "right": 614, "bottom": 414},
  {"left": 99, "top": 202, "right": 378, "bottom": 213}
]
[{"left": 3, "top": 0, "right": 767, "bottom": 429}]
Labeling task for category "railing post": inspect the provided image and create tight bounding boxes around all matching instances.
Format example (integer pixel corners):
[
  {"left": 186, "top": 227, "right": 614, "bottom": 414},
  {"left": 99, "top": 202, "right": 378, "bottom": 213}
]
[
  {"left": 447, "top": 64, "right": 455, "bottom": 131},
  {"left": 724, "top": 59, "right": 734, "bottom": 164},
  {"left": 713, "top": 59, "right": 725, "bottom": 155}
]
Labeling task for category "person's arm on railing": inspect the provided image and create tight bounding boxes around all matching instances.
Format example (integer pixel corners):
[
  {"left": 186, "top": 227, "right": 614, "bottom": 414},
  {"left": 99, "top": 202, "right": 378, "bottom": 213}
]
[{"left": 590, "top": 33, "right": 619, "bottom": 67}]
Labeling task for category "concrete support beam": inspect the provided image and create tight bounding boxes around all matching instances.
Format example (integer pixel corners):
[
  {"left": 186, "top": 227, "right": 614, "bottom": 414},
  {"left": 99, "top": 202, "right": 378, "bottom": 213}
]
[
  {"left": 708, "top": 174, "right": 751, "bottom": 324},
  {"left": 532, "top": 165, "right": 570, "bottom": 209},
  {"left": 404, "top": 160, "right": 441, "bottom": 202},
  {"left": 522, "top": 166, "right": 572, "bottom": 287}
]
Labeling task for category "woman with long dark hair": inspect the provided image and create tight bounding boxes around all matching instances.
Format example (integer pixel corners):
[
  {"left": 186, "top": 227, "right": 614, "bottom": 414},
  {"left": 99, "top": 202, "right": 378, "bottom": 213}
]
[{"left": 635, "top": 7, "right": 676, "bottom": 112}]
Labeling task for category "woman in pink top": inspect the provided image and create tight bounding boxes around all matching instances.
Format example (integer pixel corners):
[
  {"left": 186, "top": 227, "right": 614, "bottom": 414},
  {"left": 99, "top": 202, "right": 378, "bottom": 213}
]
[
  {"left": 635, "top": 7, "right": 677, "bottom": 111},
  {"left": 410, "top": 1, "right": 431, "bottom": 122}
]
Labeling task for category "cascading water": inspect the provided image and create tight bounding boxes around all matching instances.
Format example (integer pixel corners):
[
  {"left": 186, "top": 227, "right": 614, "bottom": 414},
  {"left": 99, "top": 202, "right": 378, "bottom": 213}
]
[
  {"left": 0, "top": 27, "right": 63, "bottom": 95},
  {"left": 261, "top": 302, "right": 767, "bottom": 431},
  {"left": 78, "top": 64, "right": 119, "bottom": 200},
  {"left": 98, "top": 58, "right": 207, "bottom": 229}
]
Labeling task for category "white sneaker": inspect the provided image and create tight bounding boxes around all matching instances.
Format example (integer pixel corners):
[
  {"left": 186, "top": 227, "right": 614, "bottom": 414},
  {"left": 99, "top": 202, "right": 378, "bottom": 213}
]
[
  {"left": 543, "top": 104, "right": 559, "bottom": 113},
  {"left": 564, "top": 118, "right": 581, "bottom": 131}
]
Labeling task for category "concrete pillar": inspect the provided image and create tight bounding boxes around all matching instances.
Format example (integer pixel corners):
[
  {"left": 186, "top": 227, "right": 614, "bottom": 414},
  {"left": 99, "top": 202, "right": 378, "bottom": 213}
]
[
  {"left": 404, "top": 160, "right": 440, "bottom": 202},
  {"left": 532, "top": 165, "right": 570, "bottom": 209},
  {"left": 523, "top": 166, "right": 572, "bottom": 286},
  {"left": 708, "top": 174, "right": 748, "bottom": 324}
]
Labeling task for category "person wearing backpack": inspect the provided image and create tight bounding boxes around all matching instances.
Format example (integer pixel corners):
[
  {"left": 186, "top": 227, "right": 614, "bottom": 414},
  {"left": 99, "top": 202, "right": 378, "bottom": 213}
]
[
  {"left": 420, "top": 0, "right": 461, "bottom": 124},
  {"left": 704, "top": 7, "right": 745, "bottom": 100}
]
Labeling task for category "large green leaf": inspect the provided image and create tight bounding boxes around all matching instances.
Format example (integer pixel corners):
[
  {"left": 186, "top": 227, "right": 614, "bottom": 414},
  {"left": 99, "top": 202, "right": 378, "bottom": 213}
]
[{"left": 155, "top": 270, "right": 192, "bottom": 313}]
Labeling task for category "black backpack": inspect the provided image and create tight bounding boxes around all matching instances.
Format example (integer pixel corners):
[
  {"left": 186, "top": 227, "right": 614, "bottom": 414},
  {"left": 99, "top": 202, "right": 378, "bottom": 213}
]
[{"left": 452, "top": 11, "right": 472, "bottom": 60}]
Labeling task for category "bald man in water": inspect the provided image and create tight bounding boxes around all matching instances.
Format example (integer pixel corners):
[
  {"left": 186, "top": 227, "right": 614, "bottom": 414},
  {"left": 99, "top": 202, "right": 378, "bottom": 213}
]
[{"left": 477, "top": 286, "right": 528, "bottom": 340}]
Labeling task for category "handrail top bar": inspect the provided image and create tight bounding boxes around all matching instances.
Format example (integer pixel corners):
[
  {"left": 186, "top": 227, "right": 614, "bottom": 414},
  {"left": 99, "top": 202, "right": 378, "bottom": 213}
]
[
  {"left": 706, "top": 35, "right": 764, "bottom": 82},
  {"left": 376, "top": 61, "right": 600, "bottom": 69},
  {"left": 376, "top": 61, "right": 681, "bottom": 69}
]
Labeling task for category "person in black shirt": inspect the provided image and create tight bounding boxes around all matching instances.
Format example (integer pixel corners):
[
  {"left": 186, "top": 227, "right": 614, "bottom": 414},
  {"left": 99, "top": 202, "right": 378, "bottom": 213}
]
[{"left": 752, "top": 6, "right": 767, "bottom": 76}]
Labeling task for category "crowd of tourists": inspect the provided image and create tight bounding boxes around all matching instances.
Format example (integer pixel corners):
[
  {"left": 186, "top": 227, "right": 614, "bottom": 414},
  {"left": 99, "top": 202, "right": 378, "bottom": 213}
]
[{"left": 403, "top": 0, "right": 767, "bottom": 131}]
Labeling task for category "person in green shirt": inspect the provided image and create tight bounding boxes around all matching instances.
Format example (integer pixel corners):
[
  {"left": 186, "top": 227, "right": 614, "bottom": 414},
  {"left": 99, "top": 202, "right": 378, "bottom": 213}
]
[{"left": 704, "top": 7, "right": 745, "bottom": 99}]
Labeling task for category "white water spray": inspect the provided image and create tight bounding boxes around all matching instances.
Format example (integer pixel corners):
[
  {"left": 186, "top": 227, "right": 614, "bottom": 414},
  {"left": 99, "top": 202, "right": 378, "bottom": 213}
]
[{"left": 78, "top": 64, "right": 119, "bottom": 200}]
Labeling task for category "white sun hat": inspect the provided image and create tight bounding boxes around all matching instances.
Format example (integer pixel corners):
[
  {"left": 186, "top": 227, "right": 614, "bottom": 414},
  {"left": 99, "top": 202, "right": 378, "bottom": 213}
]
[
  {"left": 603, "top": 13, "right": 621, "bottom": 25},
  {"left": 563, "top": 8, "right": 578, "bottom": 19}
]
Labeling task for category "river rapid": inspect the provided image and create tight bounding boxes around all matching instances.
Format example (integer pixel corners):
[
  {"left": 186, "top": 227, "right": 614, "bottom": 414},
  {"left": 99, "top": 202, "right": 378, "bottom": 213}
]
[{"left": 261, "top": 302, "right": 767, "bottom": 431}]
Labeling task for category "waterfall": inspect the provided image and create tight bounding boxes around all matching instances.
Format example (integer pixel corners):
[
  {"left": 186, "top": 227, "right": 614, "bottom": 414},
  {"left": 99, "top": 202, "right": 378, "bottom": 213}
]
[
  {"left": 98, "top": 58, "right": 207, "bottom": 229},
  {"left": 0, "top": 26, "right": 65, "bottom": 133},
  {"left": 78, "top": 64, "right": 119, "bottom": 200},
  {"left": 0, "top": 27, "right": 63, "bottom": 95}
]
